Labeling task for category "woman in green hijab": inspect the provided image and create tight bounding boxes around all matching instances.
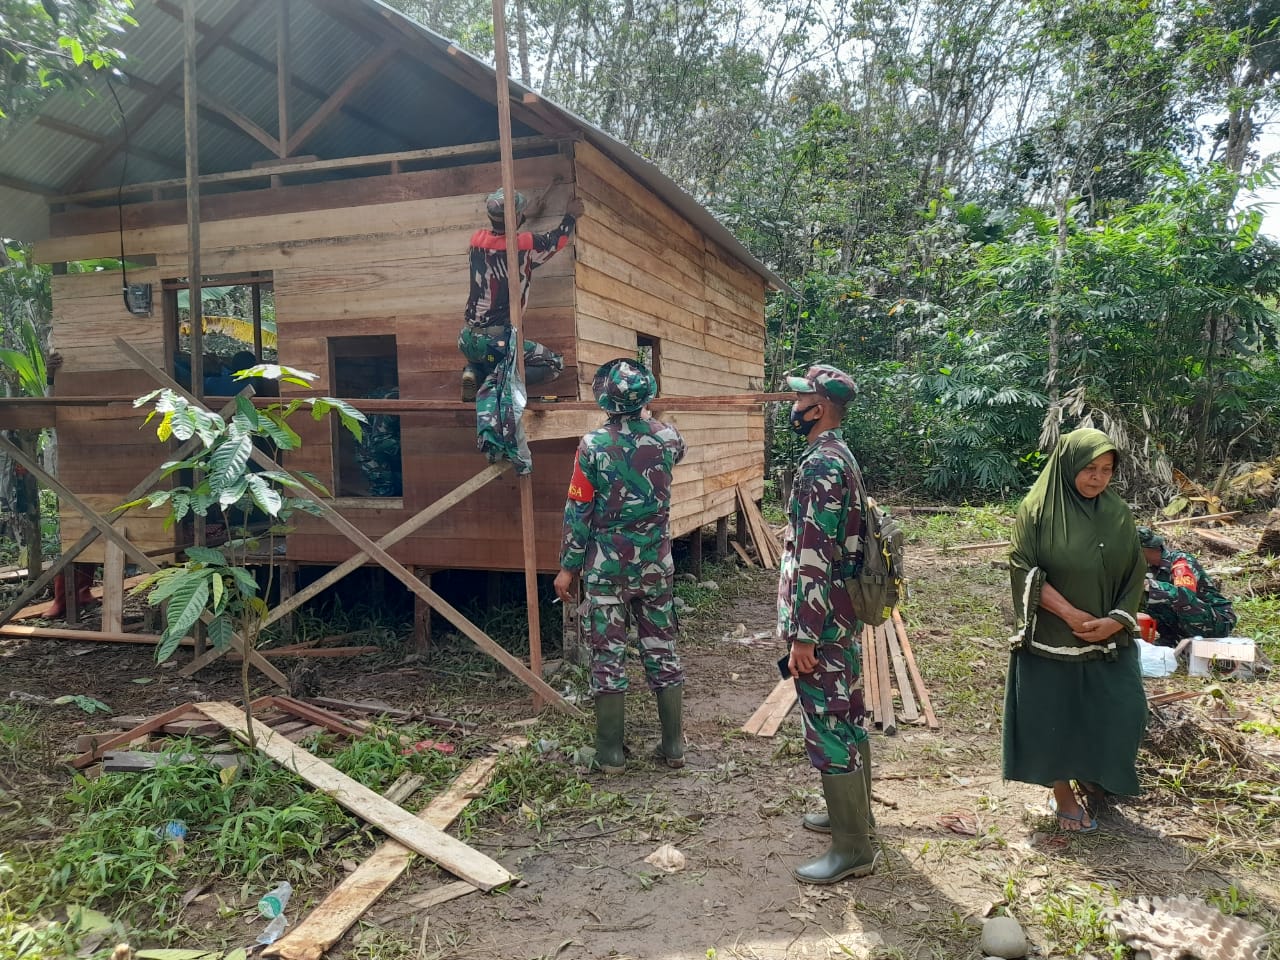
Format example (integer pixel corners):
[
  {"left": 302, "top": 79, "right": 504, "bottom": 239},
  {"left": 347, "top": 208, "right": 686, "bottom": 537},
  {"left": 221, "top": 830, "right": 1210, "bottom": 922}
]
[{"left": 1004, "top": 428, "right": 1146, "bottom": 832}]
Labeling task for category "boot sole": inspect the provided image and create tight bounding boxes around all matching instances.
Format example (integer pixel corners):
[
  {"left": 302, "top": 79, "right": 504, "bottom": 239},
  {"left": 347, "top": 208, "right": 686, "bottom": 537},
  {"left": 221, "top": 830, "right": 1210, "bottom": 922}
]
[{"left": 801, "top": 820, "right": 832, "bottom": 834}]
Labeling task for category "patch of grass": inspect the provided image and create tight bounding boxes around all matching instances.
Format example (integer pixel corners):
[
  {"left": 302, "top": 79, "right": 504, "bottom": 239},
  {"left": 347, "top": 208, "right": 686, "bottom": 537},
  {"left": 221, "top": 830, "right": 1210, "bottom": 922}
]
[
  {"left": 900, "top": 504, "right": 1015, "bottom": 550},
  {"left": 0, "top": 704, "right": 42, "bottom": 766},
  {"left": 1234, "top": 594, "right": 1280, "bottom": 660},
  {"left": 1031, "top": 881, "right": 1124, "bottom": 958}
]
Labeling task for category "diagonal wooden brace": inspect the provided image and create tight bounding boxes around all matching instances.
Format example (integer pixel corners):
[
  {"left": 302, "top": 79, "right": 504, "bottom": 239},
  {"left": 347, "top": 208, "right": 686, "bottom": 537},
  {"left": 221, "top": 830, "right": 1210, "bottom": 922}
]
[
  {"left": 115, "top": 339, "right": 583, "bottom": 718},
  {"left": 0, "top": 433, "right": 288, "bottom": 688},
  {"left": 0, "top": 393, "right": 250, "bottom": 629}
]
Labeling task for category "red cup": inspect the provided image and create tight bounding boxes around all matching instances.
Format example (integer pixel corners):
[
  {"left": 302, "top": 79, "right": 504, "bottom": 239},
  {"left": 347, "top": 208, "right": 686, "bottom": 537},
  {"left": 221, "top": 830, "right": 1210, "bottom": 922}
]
[{"left": 1136, "top": 612, "right": 1157, "bottom": 644}]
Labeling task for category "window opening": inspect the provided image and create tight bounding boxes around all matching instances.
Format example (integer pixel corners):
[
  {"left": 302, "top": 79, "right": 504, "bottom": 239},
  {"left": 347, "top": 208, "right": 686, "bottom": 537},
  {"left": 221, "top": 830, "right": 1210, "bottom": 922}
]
[
  {"left": 164, "top": 272, "right": 277, "bottom": 395},
  {"left": 637, "top": 334, "right": 662, "bottom": 391},
  {"left": 331, "top": 335, "right": 401, "bottom": 498}
]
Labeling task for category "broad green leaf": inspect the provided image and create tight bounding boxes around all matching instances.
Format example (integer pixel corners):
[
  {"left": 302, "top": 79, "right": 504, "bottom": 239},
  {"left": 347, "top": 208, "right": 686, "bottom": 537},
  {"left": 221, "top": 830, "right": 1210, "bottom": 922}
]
[
  {"left": 165, "top": 574, "right": 210, "bottom": 641},
  {"left": 184, "top": 546, "right": 226, "bottom": 565},
  {"left": 210, "top": 435, "right": 252, "bottom": 488},
  {"left": 246, "top": 474, "right": 283, "bottom": 517},
  {"left": 206, "top": 614, "right": 234, "bottom": 650}
]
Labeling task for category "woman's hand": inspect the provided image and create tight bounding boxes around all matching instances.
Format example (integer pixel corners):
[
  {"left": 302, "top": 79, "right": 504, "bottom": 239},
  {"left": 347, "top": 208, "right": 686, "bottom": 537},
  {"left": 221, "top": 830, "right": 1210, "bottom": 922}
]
[
  {"left": 1038, "top": 582, "right": 1093, "bottom": 633},
  {"left": 1073, "top": 617, "right": 1124, "bottom": 643}
]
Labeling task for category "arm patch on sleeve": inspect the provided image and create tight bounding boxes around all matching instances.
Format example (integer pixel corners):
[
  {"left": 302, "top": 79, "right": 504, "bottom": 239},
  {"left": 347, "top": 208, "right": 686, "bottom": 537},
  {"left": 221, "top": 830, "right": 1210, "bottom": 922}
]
[
  {"left": 1171, "top": 557, "right": 1198, "bottom": 590},
  {"left": 567, "top": 457, "right": 595, "bottom": 503}
]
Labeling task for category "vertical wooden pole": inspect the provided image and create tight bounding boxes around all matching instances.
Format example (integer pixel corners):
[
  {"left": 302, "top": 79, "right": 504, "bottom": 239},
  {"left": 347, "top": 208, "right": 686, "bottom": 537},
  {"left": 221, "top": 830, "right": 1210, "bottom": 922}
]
[
  {"left": 276, "top": 0, "right": 290, "bottom": 159},
  {"left": 689, "top": 527, "right": 703, "bottom": 580},
  {"left": 251, "top": 281, "right": 263, "bottom": 360},
  {"left": 279, "top": 561, "right": 297, "bottom": 641},
  {"left": 413, "top": 567, "right": 433, "bottom": 655},
  {"left": 491, "top": 0, "right": 542, "bottom": 705},
  {"left": 102, "top": 541, "right": 124, "bottom": 634},
  {"left": 183, "top": 0, "right": 206, "bottom": 658},
  {"left": 715, "top": 516, "right": 729, "bottom": 561}
]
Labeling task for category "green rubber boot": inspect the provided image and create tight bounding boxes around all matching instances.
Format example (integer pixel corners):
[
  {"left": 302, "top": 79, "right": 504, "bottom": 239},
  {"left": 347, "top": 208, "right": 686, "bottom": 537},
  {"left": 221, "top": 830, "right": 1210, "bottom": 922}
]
[
  {"left": 594, "top": 693, "right": 626, "bottom": 774},
  {"left": 803, "top": 737, "right": 873, "bottom": 833},
  {"left": 792, "top": 770, "right": 878, "bottom": 884},
  {"left": 654, "top": 683, "right": 685, "bottom": 768}
]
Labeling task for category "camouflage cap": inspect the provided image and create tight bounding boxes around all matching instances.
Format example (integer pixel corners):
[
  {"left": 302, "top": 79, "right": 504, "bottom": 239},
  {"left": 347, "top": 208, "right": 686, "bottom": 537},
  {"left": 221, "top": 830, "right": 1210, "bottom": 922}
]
[
  {"left": 485, "top": 188, "right": 526, "bottom": 220},
  {"left": 785, "top": 363, "right": 856, "bottom": 405},
  {"left": 592, "top": 357, "right": 657, "bottom": 415},
  {"left": 1137, "top": 526, "right": 1165, "bottom": 550}
]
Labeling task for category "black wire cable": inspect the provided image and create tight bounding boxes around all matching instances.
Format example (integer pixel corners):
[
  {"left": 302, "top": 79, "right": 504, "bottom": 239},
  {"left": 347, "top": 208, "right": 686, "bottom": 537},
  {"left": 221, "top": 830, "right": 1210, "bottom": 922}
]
[{"left": 104, "top": 73, "right": 131, "bottom": 312}]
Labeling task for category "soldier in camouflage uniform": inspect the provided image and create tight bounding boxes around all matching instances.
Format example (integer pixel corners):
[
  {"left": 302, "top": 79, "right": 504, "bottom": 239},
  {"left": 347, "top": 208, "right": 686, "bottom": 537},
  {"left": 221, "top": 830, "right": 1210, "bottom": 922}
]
[
  {"left": 778, "top": 363, "right": 878, "bottom": 884},
  {"left": 1139, "top": 526, "right": 1238, "bottom": 643},
  {"left": 356, "top": 386, "right": 403, "bottom": 497},
  {"left": 458, "top": 189, "right": 581, "bottom": 402},
  {"left": 553, "top": 358, "right": 687, "bottom": 774}
]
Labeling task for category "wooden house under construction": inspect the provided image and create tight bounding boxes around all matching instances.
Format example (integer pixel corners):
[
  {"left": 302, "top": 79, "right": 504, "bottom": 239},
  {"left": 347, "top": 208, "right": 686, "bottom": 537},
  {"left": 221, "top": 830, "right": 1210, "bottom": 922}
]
[{"left": 0, "top": 0, "right": 780, "bottom": 580}]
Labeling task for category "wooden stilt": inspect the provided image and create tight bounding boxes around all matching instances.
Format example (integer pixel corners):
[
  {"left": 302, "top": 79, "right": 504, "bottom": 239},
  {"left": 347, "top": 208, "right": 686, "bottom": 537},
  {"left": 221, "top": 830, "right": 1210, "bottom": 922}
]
[
  {"left": 278, "top": 562, "right": 297, "bottom": 641},
  {"left": 101, "top": 543, "right": 124, "bottom": 634},
  {"left": 715, "top": 516, "right": 729, "bottom": 560},
  {"left": 689, "top": 526, "right": 703, "bottom": 579},
  {"left": 861, "top": 623, "right": 878, "bottom": 727},
  {"left": 414, "top": 567, "right": 432, "bottom": 655}
]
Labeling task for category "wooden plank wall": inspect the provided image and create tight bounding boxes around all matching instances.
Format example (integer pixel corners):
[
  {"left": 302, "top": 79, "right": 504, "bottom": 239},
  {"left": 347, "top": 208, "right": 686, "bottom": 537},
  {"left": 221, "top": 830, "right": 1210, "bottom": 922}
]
[
  {"left": 571, "top": 141, "right": 767, "bottom": 536},
  {"left": 37, "top": 143, "right": 769, "bottom": 570}
]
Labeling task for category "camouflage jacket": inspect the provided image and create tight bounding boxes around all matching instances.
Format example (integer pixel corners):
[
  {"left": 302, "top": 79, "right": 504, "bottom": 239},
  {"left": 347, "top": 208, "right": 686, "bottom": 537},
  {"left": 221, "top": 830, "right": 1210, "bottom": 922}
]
[
  {"left": 777, "top": 428, "right": 862, "bottom": 646},
  {"left": 559, "top": 415, "right": 686, "bottom": 590},
  {"left": 464, "top": 216, "right": 576, "bottom": 329},
  {"left": 1147, "top": 549, "right": 1233, "bottom": 615}
]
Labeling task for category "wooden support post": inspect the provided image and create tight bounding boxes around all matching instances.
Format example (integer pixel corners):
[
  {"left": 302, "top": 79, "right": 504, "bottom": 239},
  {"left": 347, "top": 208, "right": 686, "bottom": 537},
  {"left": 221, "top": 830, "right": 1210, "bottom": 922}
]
[
  {"left": 491, "top": 0, "right": 542, "bottom": 708},
  {"left": 715, "top": 516, "right": 729, "bottom": 561},
  {"left": 413, "top": 567, "right": 432, "bottom": 655},
  {"left": 278, "top": 562, "right": 297, "bottom": 641},
  {"left": 101, "top": 543, "right": 124, "bottom": 634},
  {"left": 563, "top": 578, "right": 587, "bottom": 667},
  {"left": 689, "top": 526, "right": 703, "bottom": 580}
]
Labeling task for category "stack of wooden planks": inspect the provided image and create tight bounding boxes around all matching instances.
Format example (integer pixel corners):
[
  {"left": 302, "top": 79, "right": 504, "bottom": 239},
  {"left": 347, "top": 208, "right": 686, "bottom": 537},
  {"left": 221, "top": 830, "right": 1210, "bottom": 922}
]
[
  {"left": 861, "top": 609, "right": 938, "bottom": 736},
  {"left": 735, "top": 484, "right": 782, "bottom": 568}
]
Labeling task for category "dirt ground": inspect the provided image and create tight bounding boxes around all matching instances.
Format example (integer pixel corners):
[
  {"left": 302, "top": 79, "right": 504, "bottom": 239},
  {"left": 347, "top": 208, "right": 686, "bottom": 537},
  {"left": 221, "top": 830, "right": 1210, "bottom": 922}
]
[{"left": 2, "top": 518, "right": 1279, "bottom": 960}]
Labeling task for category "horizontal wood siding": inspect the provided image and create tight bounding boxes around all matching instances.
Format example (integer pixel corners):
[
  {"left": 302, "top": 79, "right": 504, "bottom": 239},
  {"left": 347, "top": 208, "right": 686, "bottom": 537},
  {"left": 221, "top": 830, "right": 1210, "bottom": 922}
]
[{"left": 572, "top": 140, "right": 767, "bottom": 536}]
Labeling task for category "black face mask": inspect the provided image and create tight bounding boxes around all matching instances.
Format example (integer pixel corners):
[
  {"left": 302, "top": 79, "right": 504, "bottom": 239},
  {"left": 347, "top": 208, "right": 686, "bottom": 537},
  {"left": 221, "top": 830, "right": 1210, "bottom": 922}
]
[{"left": 789, "top": 403, "right": 821, "bottom": 437}]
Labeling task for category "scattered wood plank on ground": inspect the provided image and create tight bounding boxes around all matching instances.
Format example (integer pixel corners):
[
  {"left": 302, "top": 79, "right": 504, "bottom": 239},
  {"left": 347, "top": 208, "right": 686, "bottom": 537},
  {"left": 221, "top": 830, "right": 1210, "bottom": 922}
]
[
  {"left": 192, "top": 701, "right": 514, "bottom": 892},
  {"left": 741, "top": 678, "right": 797, "bottom": 737},
  {"left": 735, "top": 485, "right": 780, "bottom": 568},
  {"left": 265, "top": 736, "right": 527, "bottom": 960}
]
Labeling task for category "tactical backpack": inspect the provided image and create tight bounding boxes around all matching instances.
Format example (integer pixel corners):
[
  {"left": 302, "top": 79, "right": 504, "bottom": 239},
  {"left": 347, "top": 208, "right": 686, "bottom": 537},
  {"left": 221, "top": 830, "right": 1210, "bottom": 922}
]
[{"left": 831, "top": 447, "right": 906, "bottom": 626}]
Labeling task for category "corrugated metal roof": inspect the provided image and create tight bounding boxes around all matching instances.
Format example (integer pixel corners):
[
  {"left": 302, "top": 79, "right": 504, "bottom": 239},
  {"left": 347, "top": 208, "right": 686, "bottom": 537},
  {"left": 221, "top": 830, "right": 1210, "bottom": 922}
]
[{"left": 0, "top": 0, "right": 782, "bottom": 289}]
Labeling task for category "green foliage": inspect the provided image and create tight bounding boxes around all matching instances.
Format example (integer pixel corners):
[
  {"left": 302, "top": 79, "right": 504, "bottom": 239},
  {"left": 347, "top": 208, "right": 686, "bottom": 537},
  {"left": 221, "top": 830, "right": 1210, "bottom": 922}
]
[
  {"left": 127, "top": 368, "right": 366, "bottom": 663},
  {"left": 0, "top": 0, "right": 137, "bottom": 121}
]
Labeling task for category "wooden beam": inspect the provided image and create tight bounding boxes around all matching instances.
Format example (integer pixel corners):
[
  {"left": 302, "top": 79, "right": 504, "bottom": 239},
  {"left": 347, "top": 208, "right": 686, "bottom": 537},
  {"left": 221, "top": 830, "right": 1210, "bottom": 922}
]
[
  {"left": 0, "top": 172, "right": 55, "bottom": 195},
  {"left": 884, "top": 618, "right": 918, "bottom": 722},
  {"left": 0, "top": 433, "right": 288, "bottom": 688},
  {"left": 152, "top": 0, "right": 412, "bottom": 153},
  {"left": 276, "top": 0, "right": 290, "bottom": 158},
  {"left": 263, "top": 737, "right": 525, "bottom": 960},
  {"left": 198, "top": 92, "right": 282, "bottom": 155},
  {"left": 36, "top": 116, "right": 181, "bottom": 173},
  {"left": 101, "top": 542, "right": 125, "bottom": 634},
  {"left": 286, "top": 45, "right": 396, "bottom": 156},
  {"left": 114, "top": 339, "right": 583, "bottom": 718},
  {"left": 54, "top": 134, "right": 556, "bottom": 205},
  {"left": 64, "top": 0, "right": 258, "bottom": 192},
  {"left": 492, "top": 0, "right": 545, "bottom": 707},
  {"left": 193, "top": 701, "right": 515, "bottom": 891},
  {"left": 892, "top": 609, "right": 938, "bottom": 730}
]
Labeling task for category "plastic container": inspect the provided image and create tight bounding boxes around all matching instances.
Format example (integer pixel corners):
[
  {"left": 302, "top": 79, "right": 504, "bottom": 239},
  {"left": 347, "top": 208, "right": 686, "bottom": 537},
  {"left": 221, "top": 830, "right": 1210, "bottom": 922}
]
[
  {"left": 1139, "top": 641, "right": 1178, "bottom": 678},
  {"left": 258, "top": 881, "right": 293, "bottom": 919},
  {"left": 257, "top": 914, "right": 287, "bottom": 946},
  {"left": 1136, "top": 612, "right": 1158, "bottom": 644}
]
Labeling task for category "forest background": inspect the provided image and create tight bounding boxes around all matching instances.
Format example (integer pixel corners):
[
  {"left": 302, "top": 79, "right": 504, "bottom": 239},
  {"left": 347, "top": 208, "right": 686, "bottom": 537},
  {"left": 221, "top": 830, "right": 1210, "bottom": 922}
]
[{"left": 4, "top": 0, "right": 1280, "bottom": 506}]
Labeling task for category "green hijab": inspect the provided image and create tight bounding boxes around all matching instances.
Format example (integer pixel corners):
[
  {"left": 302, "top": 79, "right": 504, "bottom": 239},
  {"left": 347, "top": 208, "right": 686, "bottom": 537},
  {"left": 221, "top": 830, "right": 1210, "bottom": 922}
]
[{"left": 1010, "top": 428, "right": 1144, "bottom": 660}]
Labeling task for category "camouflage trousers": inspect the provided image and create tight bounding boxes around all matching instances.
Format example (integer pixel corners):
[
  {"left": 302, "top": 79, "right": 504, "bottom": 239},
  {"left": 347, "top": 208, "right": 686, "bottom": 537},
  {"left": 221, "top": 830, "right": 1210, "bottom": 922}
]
[
  {"left": 794, "top": 641, "right": 866, "bottom": 774},
  {"left": 584, "top": 582, "right": 684, "bottom": 696},
  {"left": 458, "top": 324, "right": 564, "bottom": 382},
  {"left": 1147, "top": 584, "right": 1238, "bottom": 643}
]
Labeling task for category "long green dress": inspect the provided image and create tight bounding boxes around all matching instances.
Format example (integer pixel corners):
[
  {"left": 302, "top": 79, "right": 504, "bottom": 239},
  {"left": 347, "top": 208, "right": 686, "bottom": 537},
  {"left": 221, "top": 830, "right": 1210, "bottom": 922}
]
[{"left": 1003, "top": 429, "right": 1147, "bottom": 795}]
